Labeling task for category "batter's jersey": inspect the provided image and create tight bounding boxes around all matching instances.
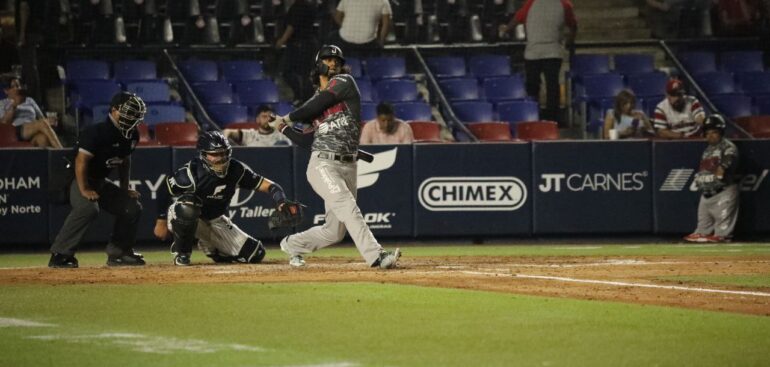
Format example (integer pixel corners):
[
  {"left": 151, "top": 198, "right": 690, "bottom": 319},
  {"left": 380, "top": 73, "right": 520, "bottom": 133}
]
[
  {"left": 653, "top": 96, "right": 706, "bottom": 137},
  {"left": 310, "top": 74, "right": 362, "bottom": 155},
  {"left": 160, "top": 158, "right": 264, "bottom": 220},
  {"left": 694, "top": 138, "right": 739, "bottom": 195},
  {"left": 76, "top": 118, "right": 139, "bottom": 181}
]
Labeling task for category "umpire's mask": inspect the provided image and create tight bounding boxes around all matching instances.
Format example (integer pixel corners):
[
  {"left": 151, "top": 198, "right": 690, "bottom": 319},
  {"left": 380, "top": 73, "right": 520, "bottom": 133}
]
[{"left": 110, "top": 92, "right": 147, "bottom": 139}]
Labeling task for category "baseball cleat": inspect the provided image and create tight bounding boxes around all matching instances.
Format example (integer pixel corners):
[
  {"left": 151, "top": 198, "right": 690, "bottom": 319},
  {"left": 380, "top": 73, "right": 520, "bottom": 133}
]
[
  {"left": 289, "top": 255, "right": 306, "bottom": 267},
  {"left": 705, "top": 235, "right": 731, "bottom": 243},
  {"left": 683, "top": 233, "right": 709, "bottom": 243},
  {"left": 48, "top": 253, "right": 79, "bottom": 268},
  {"left": 174, "top": 253, "right": 191, "bottom": 266},
  {"left": 106, "top": 253, "right": 146, "bottom": 267},
  {"left": 376, "top": 248, "right": 401, "bottom": 269}
]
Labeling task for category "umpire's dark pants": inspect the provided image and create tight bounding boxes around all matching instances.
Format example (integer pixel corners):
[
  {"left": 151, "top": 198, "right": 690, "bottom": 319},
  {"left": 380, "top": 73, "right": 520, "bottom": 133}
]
[
  {"left": 50, "top": 180, "right": 142, "bottom": 256},
  {"left": 525, "top": 58, "right": 562, "bottom": 125}
]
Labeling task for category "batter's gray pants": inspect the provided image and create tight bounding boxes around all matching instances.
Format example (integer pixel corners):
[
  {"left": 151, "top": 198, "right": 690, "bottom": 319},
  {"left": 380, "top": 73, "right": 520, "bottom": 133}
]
[
  {"left": 695, "top": 184, "right": 739, "bottom": 238},
  {"left": 281, "top": 154, "right": 383, "bottom": 265},
  {"left": 50, "top": 180, "right": 142, "bottom": 256}
]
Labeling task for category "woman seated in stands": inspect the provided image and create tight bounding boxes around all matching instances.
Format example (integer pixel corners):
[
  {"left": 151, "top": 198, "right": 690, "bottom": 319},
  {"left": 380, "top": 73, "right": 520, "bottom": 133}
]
[
  {"left": 0, "top": 76, "right": 62, "bottom": 148},
  {"left": 603, "top": 89, "right": 653, "bottom": 140}
]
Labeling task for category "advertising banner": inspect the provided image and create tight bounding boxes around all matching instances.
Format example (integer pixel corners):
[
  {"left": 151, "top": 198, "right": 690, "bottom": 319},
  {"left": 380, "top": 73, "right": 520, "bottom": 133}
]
[
  {"left": 293, "top": 145, "right": 414, "bottom": 237},
  {"left": 172, "top": 146, "right": 294, "bottom": 240},
  {"left": 413, "top": 143, "right": 531, "bottom": 236},
  {"left": 0, "top": 149, "right": 49, "bottom": 245},
  {"left": 533, "top": 141, "right": 652, "bottom": 234},
  {"left": 653, "top": 140, "right": 770, "bottom": 234}
]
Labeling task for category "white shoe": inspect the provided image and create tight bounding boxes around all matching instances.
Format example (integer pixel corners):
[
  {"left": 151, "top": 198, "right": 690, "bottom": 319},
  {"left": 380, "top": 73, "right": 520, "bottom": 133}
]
[
  {"left": 289, "top": 255, "right": 305, "bottom": 267},
  {"left": 376, "top": 248, "right": 401, "bottom": 269}
]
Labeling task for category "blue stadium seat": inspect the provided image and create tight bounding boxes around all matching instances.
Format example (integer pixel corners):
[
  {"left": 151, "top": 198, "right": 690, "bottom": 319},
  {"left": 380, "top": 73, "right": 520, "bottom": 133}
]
[
  {"left": 192, "top": 81, "right": 235, "bottom": 104},
  {"left": 579, "top": 74, "right": 625, "bottom": 101},
  {"left": 114, "top": 60, "right": 157, "bottom": 81},
  {"left": 439, "top": 78, "right": 480, "bottom": 101},
  {"left": 678, "top": 51, "right": 717, "bottom": 75},
  {"left": 452, "top": 101, "right": 493, "bottom": 122},
  {"left": 614, "top": 54, "right": 655, "bottom": 75},
  {"left": 144, "top": 104, "right": 186, "bottom": 126},
  {"left": 498, "top": 100, "right": 540, "bottom": 124},
  {"left": 70, "top": 80, "right": 122, "bottom": 109},
  {"left": 392, "top": 102, "right": 432, "bottom": 121},
  {"left": 179, "top": 60, "right": 219, "bottom": 82},
  {"left": 66, "top": 60, "right": 110, "bottom": 80},
  {"left": 483, "top": 75, "right": 527, "bottom": 102},
  {"left": 206, "top": 104, "right": 249, "bottom": 127},
  {"left": 468, "top": 55, "right": 511, "bottom": 79},
  {"left": 569, "top": 54, "right": 611, "bottom": 77},
  {"left": 361, "top": 102, "right": 377, "bottom": 121},
  {"left": 627, "top": 72, "right": 668, "bottom": 98},
  {"left": 426, "top": 56, "right": 467, "bottom": 78},
  {"left": 641, "top": 96, "right": 664, "bottom": 117},
  {"left": 756, "top": 96, "right": 770, "bottom": 115},
  {"left": 220, "top": 61, "right": 264, "bottom": 81},
  {"left": 273, "top": 101, "right": 293, "bottom": 116},
  {"left": 720, "top": 51, "right": 764, "bottom": 73},
  {"left": 85, "top": 104, "right": 111, "bottom": 126},
  {"left": 365, "top": 57, "right": 407, "bottom": 80},
  {"left": 346, "top": 57, "right": 363, "bottom": 78},
  {"left": 694, "top": 72, "right": 737, "bottom": 96},
  {"left": 357, "top": 78, "right": 375, "bottom": 102},
  {"left": 376, "top": 79, "right": 420, "bottom": 102},
  {"left": 736, "top": 71, "right": 770, "bottom": 96},
  {"left": 711, "top": 95, "right": 753, "bottom": 118},
  {"left": 233, "top": 80, "right": 280, "bottom": 105},
  {"left": 126, "top": 81, "right": 171, "bottom": 103}
]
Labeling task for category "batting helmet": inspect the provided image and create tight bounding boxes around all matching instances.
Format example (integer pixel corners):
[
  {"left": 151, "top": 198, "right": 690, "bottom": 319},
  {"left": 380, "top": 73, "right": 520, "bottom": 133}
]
[
  {"left": 110, "top": 92, "right": 147, "bottom": 139},
  {"left": 315, "top": 45, "right": 345, "bottom": 75},
  {"left": 197, "top": 131, "right": 232, "bottom": 177},
  {"left": 703, "top": 114, "right": 727, "bottom": 134}
]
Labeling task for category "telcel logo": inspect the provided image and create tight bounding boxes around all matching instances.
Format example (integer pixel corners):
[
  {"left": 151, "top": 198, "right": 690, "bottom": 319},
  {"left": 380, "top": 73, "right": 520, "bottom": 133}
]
[{"left": 418, "top": 176, "right": 527, "bottom": 211}]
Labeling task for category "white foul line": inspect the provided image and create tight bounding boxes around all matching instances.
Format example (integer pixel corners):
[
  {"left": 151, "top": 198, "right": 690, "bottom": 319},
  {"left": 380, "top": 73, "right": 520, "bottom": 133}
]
[{"left": 460, "top": 271, "right": 770, "bottom": 298}]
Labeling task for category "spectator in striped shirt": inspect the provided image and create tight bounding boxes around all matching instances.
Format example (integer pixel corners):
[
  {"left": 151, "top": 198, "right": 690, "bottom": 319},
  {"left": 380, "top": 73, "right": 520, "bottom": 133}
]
[{"left": 653, "top": 79, "right": 706, "bottom": 139}]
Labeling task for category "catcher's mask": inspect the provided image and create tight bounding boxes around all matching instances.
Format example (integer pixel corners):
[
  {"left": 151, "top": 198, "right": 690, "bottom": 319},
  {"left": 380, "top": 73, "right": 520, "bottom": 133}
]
[
  {"left": 110, "top": 92, "right": 147, "bottom": 139},
  {"left": 197, "top": 131, "right": 232, "bottom": 178},
  {"left": 315, "top": 44, "right": 345, "bottom": 76}
]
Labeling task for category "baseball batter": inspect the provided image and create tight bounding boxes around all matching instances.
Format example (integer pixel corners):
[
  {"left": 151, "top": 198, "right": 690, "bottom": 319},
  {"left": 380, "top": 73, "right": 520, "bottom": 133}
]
[
  {"left": 270, "top": 44, "right": 400, "bottom": 269},
  {"left": 684, "top": 114, "right": 739, "bottom": 243},
  {"left": 153, "top": 131, "right": 288, "bottom": 265}
]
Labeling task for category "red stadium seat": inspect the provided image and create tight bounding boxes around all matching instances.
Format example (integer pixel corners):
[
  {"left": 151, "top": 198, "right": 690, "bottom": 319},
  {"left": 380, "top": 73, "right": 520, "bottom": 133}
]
[
  {"left": 225, "top": 122, "right": 260, "bottom": 130},
  {"left": 136, "top": 123, "right": 158, "bottom": 146},
  {"left": 155, "top": 122, "right": 199, "bottom": 146},
  {"left": 734, "top": 116, "right": 770, "bottom": 137},
  {"left": 408, "top": 120, "right": 441, "bottom": 142},
  {"left": 467, "top": 122, "right": 512, "bottom": 141},
  {"left": 516, "top": 121, "right": 560, "bottom": 140},
  {"left": 0, "top": 124, "right": 33, "bottom": 147}
]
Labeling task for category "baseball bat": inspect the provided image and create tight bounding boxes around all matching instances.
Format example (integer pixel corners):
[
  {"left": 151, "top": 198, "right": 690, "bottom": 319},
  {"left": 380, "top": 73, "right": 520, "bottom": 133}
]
[{"left": 357, "top": 149, "right": 374, "bottom": 163}]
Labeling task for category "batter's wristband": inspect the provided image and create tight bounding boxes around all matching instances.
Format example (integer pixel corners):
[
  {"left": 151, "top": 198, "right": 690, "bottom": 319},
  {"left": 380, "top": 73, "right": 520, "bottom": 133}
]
[{"left": 268, "top": 183, "right": 286, "bottom": 205}]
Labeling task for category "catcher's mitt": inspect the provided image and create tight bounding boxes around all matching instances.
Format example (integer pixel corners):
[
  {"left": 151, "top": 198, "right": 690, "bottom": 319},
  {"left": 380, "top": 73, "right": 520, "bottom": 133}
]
[{"left": 268, "top": 200, "right": 305, "bottom": 230}]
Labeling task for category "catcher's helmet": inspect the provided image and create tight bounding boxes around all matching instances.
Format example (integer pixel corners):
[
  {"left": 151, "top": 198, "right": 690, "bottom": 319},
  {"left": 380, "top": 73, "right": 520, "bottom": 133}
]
[
  {"left": 110, "top": 92, "right": 146, "bottom": 139},
  {"left": 315, "top": 44, "right": 345, "bottom": 75},
  {"left": 703, "top": 114, "right": 727, "bottom": 134},
  {"left": 197, "top": 131, "right": 232, "bottom": 177}
]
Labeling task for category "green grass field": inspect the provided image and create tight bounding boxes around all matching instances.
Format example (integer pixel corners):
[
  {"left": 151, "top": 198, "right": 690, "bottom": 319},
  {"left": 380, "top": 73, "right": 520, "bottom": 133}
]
[{"left": 1, "top": 244, "right": 769, "bottom": 366}]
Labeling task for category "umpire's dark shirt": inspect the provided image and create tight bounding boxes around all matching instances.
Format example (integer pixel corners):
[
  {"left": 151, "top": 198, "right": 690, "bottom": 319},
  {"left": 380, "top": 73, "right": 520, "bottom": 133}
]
[{"left": 76, "top": 118, "right": 138, "bottom": 182}]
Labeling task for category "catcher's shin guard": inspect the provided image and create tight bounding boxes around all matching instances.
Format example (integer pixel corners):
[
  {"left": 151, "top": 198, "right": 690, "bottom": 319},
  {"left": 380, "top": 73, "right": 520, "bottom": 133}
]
[
  {"left": 237, "top": 238, "right": 266, "bottom": 264},
  {"left": 169, "top": 201, "right": 201, "bottom": 254}
]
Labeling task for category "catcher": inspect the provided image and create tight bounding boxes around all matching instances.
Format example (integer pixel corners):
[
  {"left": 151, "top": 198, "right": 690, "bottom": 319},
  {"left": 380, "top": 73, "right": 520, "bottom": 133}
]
[{"left": 153, "top": 131, "right": 302, "bottom": 265}]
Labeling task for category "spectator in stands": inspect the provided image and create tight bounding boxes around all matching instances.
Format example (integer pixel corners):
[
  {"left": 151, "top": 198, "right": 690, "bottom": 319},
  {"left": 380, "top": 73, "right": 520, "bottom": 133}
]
[
  {"left": 500, "top": 0, "right": 577, "bottom": 126},
  {"left": 0, "top": 76, "right": 62, "bottom": 148},
  {"left": 276, "top": 0, "right": 318, "bottom": 104},
  {"left": 653, "top": 79, "right": 706, "bottom": 139},
  {"left": 329, "top": 0, "right": 392, "bottom": 50},
  {"left": 360, "top": 102, "right": 414, "bottom": 144},
  {"left": 603, "top": 90, "right": 653, "bottom": 139},
  {"left": 715, "top": 0, "right": 762, "bottom": 36},
  {"left": 223, "top": 105, "right": 291, "bottom": 147}
]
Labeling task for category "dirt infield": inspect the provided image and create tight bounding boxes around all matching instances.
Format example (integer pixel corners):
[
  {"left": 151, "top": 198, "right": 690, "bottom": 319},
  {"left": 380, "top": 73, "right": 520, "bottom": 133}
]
[{"left": 2, "top": 255, "right": 769, "bottom": 316}]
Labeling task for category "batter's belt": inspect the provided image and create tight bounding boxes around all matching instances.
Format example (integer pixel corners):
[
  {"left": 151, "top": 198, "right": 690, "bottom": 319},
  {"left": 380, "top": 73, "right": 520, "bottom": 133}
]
[{"left": 316, "top": 151, "right": 357, "bottom": 163}]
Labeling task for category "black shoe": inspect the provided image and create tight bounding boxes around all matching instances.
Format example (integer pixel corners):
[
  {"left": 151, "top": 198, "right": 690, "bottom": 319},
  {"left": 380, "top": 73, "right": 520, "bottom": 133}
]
[
  {"left": 48, "top": 253, "right": 78, "bottom": 268},
  {"left": 106, "top": 253, "right": 146, "bottom": 266},
  {"left": 173, "top": 253, "right": 191, "bottom": 266}
]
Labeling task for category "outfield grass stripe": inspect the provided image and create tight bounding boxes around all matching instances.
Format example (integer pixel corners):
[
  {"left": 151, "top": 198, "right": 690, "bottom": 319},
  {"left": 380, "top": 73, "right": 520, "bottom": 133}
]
[
  {"left": 0, "top": 317, "right": 56, "bottom": 328},
  {"left": 459, "top": 270, "right": 770, "bottom": 297}
]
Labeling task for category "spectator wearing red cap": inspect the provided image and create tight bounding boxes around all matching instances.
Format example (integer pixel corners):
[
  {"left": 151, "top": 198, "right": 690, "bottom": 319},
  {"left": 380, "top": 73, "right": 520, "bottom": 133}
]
[{"left": 653, "top": 79, "right": 706, "bottom": 139}]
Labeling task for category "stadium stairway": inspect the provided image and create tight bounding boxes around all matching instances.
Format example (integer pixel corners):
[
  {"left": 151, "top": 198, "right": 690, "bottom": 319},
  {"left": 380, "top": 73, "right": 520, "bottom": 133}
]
[{"left": 575, "top": 0, "right": 652, "bottom": 41}]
